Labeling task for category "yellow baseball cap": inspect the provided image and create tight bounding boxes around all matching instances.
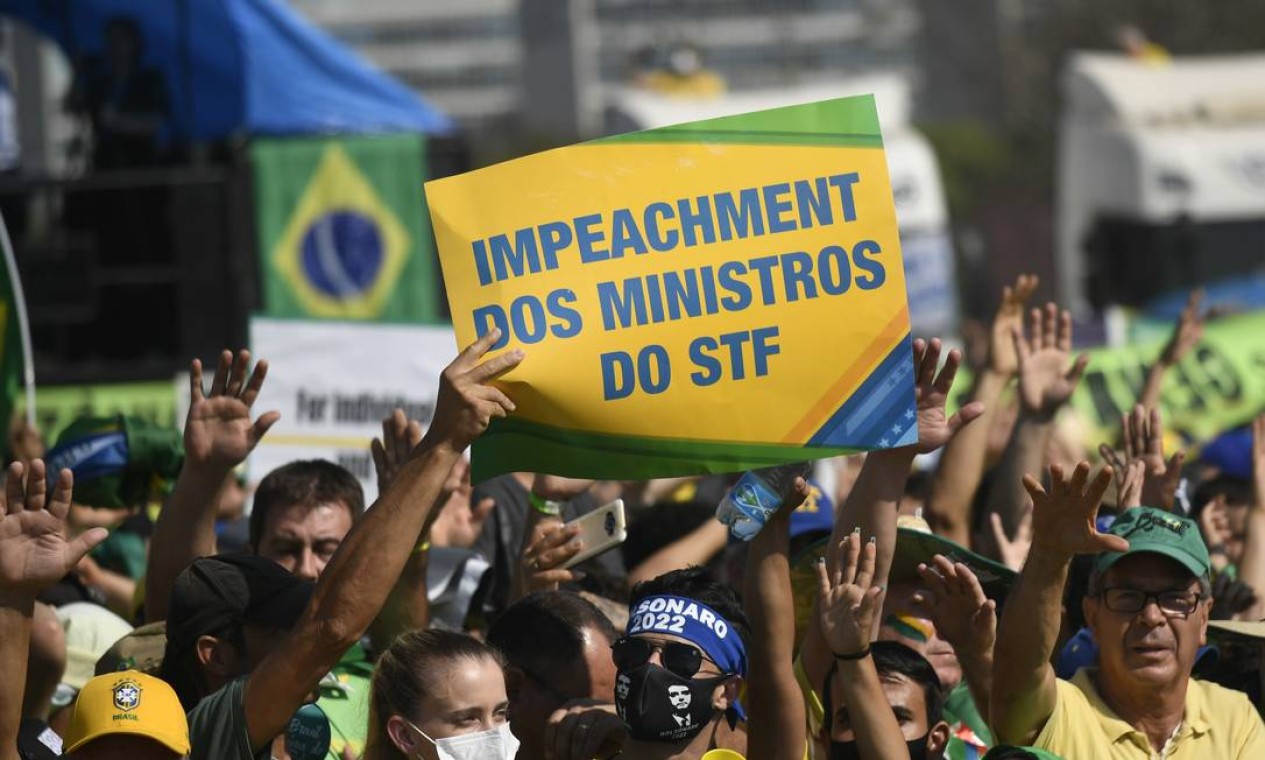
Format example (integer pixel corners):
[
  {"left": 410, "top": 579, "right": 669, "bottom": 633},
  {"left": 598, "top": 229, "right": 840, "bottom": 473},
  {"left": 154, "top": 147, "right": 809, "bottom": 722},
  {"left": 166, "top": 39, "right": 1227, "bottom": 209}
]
[{"left": 63, "top": 671, "right": 190, "bottom": 755}]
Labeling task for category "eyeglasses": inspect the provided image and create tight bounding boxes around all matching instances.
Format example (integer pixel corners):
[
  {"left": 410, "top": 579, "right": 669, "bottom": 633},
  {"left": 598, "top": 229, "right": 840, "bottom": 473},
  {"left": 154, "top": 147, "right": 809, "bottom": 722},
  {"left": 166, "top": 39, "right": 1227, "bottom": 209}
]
[
  {"left": 1099, "top": 588, "right": 1204, "bottom": 617},
  {"left": 612, "top": 637, "right": 706, "bottom": 679}
]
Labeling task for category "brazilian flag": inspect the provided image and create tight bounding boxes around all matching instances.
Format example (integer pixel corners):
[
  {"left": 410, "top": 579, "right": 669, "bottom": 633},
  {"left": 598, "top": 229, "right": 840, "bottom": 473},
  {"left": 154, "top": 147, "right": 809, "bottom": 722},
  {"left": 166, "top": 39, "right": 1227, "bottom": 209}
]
[{"left": 251, "top": 135, "right": 441, "bottom": 322}]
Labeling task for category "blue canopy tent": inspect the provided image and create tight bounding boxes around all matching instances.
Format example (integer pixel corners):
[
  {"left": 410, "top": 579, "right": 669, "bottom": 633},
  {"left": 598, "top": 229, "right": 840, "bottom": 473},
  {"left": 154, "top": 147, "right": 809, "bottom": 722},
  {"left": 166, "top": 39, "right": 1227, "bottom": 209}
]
[{"left": 0, "top": 0, "right": 453, "bottom": 140}]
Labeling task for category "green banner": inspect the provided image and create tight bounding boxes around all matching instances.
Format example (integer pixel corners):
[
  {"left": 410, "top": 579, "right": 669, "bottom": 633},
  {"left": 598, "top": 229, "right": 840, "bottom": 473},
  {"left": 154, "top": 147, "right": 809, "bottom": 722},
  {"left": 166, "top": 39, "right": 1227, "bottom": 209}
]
[
  {"left": 24, "top": 382, "right": 178, "bottom": 445},
  {"left": 953, "top": 310, "right": 1265, "bottom": 446},
  {"left": 252, "top": 135, "right": 441, "bottom": 323},
  {"left": 1070, "top": 310, "right": 1265, "bottom": 444}
]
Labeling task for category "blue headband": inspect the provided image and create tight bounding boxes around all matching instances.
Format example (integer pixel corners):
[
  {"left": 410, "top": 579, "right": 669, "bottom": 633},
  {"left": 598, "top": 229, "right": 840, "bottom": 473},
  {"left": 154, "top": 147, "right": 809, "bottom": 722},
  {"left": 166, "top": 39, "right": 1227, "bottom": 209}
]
[
  {"left": 627, "top": 594, "right": 748, "bottom": 723},
  {"left": 627, "top": 595, "right": 748, "bottom": 678}
]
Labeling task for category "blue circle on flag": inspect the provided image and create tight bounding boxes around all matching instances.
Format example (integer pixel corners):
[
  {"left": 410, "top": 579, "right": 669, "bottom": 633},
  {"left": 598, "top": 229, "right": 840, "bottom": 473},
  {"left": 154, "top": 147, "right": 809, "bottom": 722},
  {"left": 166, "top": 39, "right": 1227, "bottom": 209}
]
[{"left": 299, "top": 211, "right": 384, "bottom": 297}]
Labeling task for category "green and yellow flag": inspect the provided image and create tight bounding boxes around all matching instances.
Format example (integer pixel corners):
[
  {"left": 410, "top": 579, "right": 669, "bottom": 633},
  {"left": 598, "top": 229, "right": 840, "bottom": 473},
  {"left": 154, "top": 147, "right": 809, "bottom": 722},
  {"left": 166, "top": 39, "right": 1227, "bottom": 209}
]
[{"left": 251, "top": 135, "right": 441, "bottom": 322}]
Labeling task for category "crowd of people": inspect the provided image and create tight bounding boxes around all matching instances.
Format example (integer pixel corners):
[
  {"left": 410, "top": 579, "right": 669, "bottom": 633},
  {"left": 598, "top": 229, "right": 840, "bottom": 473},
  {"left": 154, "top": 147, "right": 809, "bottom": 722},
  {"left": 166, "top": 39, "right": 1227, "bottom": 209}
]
[{"left": 3, "top": 275, "right": 1265, "bottom": 760}]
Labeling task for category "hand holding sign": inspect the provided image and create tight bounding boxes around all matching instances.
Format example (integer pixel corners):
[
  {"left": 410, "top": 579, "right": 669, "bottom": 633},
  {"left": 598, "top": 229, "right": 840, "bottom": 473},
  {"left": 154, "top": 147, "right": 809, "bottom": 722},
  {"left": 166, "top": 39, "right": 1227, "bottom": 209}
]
[{"left": 421, "top": 328, "right": 523, "bottom": 456}]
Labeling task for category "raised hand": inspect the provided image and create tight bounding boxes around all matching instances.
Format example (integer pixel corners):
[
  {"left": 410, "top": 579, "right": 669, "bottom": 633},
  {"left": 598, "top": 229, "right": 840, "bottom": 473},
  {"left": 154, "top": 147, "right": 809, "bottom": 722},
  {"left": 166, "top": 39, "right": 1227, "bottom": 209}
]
[
  {"left": 1098, "top": 405, "right": 1184, "bottom": 510},
  {"left": 915, "top": 555, "right": 997, "bottom": 662},
  {"left": 185, "top": 349, "right": 280, "bottom": 471},
  {"left": 371, "top": 409, "right": 424, "bottom": 495},
  {"left": 817, "top": 531, "right": 885, "bottom": 656},
  {"left": 1158, "top": 289, "right": 1207, "bottom": 367},
  {"left": 988, "top": 274, "right": 1039, "bottom": 377},
  {"left": 423, "top": 328, "right": 523, "bottom": 454},
  {"left": 430, "top": 495, "right": 496, "bottom": 550},
  {"left": 1116, "top": 459, "right": 1145, "bottom": 510},
  {"left": 989, "top": 508, "right": 1033, "bottom": 571},
  {"left": 0, "top": 460, "right": 107, "bottom": 598},
  {"left": 1012, "top": 303, "right": 1089, "bottom": 418},
  {"left": 1024, "top": 462, "right": 1129, "bottom": 560},
  {"left": 905, "top": 338, "right": 985, "bottom": 454}
]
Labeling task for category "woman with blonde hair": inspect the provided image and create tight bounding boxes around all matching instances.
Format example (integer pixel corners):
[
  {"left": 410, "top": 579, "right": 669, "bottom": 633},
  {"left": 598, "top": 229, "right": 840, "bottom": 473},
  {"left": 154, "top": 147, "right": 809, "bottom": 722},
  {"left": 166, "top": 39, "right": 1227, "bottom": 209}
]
[{"left": 364, "top": 629, "right": 518, "bottom": 760}]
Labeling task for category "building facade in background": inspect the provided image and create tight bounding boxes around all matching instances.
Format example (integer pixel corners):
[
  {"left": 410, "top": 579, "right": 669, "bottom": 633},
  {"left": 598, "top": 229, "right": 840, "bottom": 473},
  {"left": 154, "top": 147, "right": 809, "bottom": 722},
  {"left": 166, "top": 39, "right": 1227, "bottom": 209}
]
[{"left": 292, "top": 0, "right": 919, "bottom": 145}]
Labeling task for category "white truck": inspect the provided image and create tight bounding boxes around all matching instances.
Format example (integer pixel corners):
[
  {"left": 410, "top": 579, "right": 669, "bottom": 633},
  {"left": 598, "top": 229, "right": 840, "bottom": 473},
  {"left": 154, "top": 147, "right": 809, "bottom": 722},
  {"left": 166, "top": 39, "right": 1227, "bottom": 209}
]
[{"left": 1058, "top": 52, "right": 1265, "bottom": 315}]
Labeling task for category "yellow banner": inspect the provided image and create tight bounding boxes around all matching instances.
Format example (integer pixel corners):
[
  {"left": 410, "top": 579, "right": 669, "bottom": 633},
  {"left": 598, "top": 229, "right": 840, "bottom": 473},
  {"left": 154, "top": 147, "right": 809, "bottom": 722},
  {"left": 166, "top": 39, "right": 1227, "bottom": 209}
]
[{"left": 426, "top": 96, "right": 915, "bottom": 479}]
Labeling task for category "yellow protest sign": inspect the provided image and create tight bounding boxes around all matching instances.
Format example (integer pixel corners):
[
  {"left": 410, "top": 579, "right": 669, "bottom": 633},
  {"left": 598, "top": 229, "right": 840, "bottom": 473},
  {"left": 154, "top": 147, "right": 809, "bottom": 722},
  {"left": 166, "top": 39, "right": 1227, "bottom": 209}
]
[{"left": 426, "top": 96, "right": 916, "bottom": 480}]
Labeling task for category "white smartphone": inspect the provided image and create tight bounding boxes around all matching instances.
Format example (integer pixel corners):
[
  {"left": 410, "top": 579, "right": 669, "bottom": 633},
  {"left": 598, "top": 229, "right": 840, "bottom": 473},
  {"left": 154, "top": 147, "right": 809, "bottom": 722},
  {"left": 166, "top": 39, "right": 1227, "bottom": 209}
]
[{"left": 561, "top": 499, "right": 627, "bottom": 569}]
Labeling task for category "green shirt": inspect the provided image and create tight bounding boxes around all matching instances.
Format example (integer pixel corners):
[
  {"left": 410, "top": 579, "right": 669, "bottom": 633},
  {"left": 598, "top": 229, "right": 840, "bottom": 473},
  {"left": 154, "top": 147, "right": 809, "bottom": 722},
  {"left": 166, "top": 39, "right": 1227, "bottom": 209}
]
[
  {"left": 943, "top": 681, "right": 994, "bottom": 747},
  {"left": 319, "top": 645, "right": 374, "bottom": 759},
  {"left": 187, "top": 677, "right": 268, "bottom": 760}
]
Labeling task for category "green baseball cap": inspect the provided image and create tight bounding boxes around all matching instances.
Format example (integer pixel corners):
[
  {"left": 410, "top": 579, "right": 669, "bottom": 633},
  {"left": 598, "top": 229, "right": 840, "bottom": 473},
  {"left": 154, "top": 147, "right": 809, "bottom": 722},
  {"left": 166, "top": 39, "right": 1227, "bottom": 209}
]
[{"left": 1094, "top": 507, "right": 1210, "bottom": 579}]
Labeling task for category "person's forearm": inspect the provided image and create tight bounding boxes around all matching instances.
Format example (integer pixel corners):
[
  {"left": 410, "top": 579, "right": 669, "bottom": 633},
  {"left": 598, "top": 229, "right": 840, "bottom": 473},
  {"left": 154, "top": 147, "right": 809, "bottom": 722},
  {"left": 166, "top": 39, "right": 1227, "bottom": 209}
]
[
  {"left": 830, "top": 450, "right": 914, "bottom": 580},
  {"left": 927, "top": 370, "right": 1008, "bottom": 544},
  {"left": 628, "top": 519, "right": 728, "bottom": 587},
  {"left": 837, "top": 656, "right": 909, "bottom": 760},
  {"left": 302, "top": 444, "right": 455, "bottom": 652},
  {"left": 991, "top": 546, "right": 1067, "bottom": 745},
  {"left": 367, "top": 547, "right": 430, "bottom": 655},
  {"left": 244, "top": 443, "right": 459, "bottom": 749},
  {"left": 1139, "top": 360, "right": 1169, "bottom": 412},
  {"left": 957, "top": 648, "right": 994, "bottom": 735},
  {"left": 1236, "top": 511, "right": 1265, "bottom": 621},
  {"left": 744, "top": 512, "right": 805, "bottom": 760},
  {"left": 88, "top": 567, "right": 137, "bottom": 621},
  {"left": 145, "top": 465, "right": 229, "bottom": 623},
  {"left": 803, "top": 450, "right": 913, "bottom": 694},
  {"left": 0, "top": 596, "right": 34, "bottom": 760},
  {"left": 983, "top": 415, "right": 1053, "bottom": 555}
]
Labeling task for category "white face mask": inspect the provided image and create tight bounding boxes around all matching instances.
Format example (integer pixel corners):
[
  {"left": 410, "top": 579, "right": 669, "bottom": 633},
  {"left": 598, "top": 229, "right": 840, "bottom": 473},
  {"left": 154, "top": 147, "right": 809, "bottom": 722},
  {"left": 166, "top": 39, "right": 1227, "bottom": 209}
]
[{"left": 407, "top": 720, "right": 519, "bottom": 760}]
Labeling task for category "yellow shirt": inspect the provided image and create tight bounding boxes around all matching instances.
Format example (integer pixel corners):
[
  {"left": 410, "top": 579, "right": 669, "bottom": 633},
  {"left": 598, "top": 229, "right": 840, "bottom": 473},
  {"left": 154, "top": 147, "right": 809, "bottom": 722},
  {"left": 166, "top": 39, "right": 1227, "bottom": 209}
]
[{"left": 1035, "top": 669, "right": 1265, "bottom": 759}]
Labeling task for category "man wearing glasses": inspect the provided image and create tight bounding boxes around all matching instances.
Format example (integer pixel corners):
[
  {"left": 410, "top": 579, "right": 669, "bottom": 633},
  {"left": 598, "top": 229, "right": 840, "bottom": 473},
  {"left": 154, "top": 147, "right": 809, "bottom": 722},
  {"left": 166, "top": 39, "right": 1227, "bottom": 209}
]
[
  {"left": 612, "top": 567, "right": 750, "bottom": 759},
  {"left": 992, "top": 463, "right": 1265, "bottom": 758}
]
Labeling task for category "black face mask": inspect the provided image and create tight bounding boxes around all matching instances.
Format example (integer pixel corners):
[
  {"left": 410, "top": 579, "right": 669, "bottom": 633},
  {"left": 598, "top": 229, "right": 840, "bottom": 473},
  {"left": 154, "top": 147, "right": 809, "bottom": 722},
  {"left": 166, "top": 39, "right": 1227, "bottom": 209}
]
[
  {"left": 829, "top": 733, "right": 931, "bottom": 760},
  {"left": 615, "top": 663, "right": 728, "bottom": 742}
]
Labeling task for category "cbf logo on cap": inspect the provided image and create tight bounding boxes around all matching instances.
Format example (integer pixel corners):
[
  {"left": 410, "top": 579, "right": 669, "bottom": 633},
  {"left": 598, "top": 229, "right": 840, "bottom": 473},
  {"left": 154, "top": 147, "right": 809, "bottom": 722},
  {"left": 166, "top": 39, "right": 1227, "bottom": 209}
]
[{"left": 112, "top": 679, "right": 141, "bottom": 713}]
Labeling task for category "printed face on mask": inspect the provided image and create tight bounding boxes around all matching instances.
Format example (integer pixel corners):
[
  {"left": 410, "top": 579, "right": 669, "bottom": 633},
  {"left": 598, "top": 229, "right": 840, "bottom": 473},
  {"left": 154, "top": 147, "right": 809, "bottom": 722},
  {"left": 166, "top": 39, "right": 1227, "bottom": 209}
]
[
  {"left": 613, "top": 634, "right": 733, "bottom": 743},
  {"left": 667, "top": 684, "right": 692, "bottom": 710}
]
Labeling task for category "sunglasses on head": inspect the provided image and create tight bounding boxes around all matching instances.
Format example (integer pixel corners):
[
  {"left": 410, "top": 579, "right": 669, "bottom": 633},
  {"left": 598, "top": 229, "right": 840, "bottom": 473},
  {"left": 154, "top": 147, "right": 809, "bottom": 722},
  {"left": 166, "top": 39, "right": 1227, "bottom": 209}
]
[{"left": 612, "top": 636, "right": 706, "bottom": 679}]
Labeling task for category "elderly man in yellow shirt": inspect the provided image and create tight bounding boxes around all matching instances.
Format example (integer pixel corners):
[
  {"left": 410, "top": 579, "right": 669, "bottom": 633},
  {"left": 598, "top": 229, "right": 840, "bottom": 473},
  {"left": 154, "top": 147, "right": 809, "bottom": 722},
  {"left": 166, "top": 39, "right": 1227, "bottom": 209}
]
[{"left": 992, "top": 463, "right": 1265, "bottom": 759}]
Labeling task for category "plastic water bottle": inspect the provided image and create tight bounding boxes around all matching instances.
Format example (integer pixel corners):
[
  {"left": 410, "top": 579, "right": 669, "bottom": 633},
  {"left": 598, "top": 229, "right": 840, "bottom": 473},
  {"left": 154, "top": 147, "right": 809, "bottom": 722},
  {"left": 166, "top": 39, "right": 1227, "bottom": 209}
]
[{"left": 715, "top": 461, "right": 814, "bottom": 541}]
